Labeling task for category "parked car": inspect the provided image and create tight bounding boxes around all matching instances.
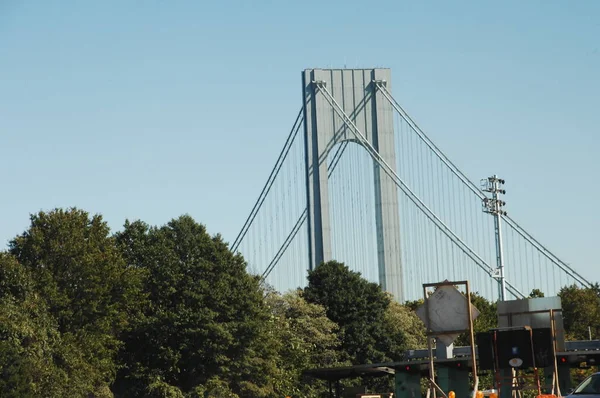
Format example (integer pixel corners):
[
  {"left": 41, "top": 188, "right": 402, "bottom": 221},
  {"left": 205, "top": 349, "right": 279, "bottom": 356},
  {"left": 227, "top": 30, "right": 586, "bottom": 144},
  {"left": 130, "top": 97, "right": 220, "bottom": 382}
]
[{"left": 568, "top": 373, "right": 600, "bottom": 397}]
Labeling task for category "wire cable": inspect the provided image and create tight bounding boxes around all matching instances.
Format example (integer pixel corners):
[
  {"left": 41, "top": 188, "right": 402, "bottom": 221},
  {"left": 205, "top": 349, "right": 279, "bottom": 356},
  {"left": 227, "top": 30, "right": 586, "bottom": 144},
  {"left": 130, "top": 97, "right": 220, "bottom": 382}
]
[
  {"left": 315, "top": 82, "right": 525, "bottom": 298},
  {"left": 374, "top": 83, "right": 590, "bottom": 288},
  {"left": 232, "top": 110, "right": 303, "bottom": 252}
]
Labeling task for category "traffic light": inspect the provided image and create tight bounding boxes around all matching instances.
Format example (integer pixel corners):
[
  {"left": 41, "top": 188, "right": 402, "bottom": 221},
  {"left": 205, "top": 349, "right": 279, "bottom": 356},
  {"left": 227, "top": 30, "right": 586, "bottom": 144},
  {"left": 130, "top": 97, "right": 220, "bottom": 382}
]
[
  {"left": 398, "top": 363, "right": 421, "bottom": 374},
  {"left": 452, "top": 361, "right": 468, "bottom": 369},
  {"left": 557, "top": 354, "right": 599, "bottom": 368},
  {"left": 558, "top": 356, "right": 568, "bottom": 365}
]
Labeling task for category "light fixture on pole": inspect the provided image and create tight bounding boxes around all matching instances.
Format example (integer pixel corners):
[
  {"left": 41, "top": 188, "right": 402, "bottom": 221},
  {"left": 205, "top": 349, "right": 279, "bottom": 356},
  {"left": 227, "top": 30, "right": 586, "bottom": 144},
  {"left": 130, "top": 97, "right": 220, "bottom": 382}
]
[{"left": 481, "top": 175, "right": 507, "bottom": 301}]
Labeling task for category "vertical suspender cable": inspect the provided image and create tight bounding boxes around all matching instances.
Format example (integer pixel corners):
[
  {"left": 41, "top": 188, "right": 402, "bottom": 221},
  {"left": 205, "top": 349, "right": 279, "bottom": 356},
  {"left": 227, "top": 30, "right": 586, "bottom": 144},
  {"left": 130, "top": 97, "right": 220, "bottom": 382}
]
[
  {"left": 314, "top": 82, "right": 525, "bottom": 298},
  {"left": 374, "top": 83, "right": 590, "bottom": 289},
  {"left": 232, "top": 110, "right": 303, "bottom": 252}
]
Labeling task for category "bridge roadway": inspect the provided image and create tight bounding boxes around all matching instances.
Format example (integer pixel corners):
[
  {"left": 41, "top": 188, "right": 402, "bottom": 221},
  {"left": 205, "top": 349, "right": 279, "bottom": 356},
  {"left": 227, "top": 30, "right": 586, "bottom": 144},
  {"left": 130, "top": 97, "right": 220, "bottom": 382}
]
[{"left": 304, "top": 340, "right": 600, "bottom": 398}]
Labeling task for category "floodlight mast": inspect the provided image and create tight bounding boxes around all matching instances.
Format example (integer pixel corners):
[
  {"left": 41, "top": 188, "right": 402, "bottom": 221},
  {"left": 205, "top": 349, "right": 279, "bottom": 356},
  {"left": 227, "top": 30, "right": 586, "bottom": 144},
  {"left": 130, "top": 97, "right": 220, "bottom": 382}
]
[{"left": 481, "top": 175, "right": 507, "bottom": 301}]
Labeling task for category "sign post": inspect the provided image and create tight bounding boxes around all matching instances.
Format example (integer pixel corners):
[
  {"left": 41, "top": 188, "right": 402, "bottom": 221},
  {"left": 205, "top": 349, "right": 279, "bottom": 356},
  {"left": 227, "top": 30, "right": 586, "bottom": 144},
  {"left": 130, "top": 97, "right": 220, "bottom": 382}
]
[{"left": 416, "top": 281, "right": 480, "bottom": 398}]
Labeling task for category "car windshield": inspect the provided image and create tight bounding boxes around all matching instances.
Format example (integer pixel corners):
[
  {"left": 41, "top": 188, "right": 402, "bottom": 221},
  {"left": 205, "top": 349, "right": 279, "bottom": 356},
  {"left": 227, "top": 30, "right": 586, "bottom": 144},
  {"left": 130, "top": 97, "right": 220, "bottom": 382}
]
[{"left": 574, "top": 374, "right": 600, "bottom": 395}]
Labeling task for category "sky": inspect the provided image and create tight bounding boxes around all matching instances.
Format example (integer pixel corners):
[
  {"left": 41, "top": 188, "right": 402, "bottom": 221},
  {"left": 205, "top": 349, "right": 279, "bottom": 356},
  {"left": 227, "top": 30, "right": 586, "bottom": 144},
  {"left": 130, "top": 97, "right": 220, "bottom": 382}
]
[{"left": 1, "top": 1, "right": 598, "bottom": 282}]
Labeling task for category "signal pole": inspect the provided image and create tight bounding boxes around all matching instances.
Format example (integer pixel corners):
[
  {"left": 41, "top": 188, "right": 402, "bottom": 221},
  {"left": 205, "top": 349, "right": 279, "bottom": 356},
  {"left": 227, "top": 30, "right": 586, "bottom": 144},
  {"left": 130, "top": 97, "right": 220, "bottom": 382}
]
[{"left": 481, "top": 175, "right": 507, "bottom": 301}]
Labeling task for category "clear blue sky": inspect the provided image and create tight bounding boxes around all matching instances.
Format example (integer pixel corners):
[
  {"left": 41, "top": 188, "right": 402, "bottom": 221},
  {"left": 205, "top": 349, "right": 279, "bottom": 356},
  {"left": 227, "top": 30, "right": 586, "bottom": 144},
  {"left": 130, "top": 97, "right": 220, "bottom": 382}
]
[{"left": 1, "top": 1, "right": 598, "bottom": 281}]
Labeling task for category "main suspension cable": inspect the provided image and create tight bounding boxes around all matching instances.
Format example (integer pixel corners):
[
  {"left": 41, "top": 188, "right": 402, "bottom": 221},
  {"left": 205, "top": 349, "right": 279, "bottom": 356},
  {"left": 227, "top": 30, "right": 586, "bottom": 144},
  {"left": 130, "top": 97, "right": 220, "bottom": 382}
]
[
  {"left": 315, "top": 81, "right": 524, "bottom": 299},
  {"left": 374, "top": 82, "right": 590, "bottom": 288},
  {"left": 261, "top": 133, "right": 351, "bottom": 280},
  {"left": 232, "top": 109, "right": 303, "bottom": 252}
]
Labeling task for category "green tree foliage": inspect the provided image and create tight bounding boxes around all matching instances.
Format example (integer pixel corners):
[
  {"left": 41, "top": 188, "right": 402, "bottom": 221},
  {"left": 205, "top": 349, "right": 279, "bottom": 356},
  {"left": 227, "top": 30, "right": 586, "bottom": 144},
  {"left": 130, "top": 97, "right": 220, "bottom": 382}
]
[
  {"left": 113, "top": 216, "right": 278, "bottom": 397},
  {"left": 145, "top": 378, "right": 185, "bottom": 398},
  {"left": 0, "top": 253, "right": 115, "bottom": 397},
  {"left": 383, "top": 296, "right": 427, "bottom": 351},
  {"left": 192, "top": 377, "right": 240, "bottom": 398},
  {"left": 559, "top": 284, "right": 600, "bottom": 340},
  {"left": 8, "top": 208, "right": 145, "bottom": 394},
  {"left": 303, "top": 261, "right": 402, "bottom": 364},
  {"left": 9, "top": 209, "right": 144, "bottom": 336},
  {"left": 7, "top": 206, "right": 600, "bottom": 397},
  {"left": 404, "top": 299, "right": 424, "bottom": 312},
  {"left": 266, "top": 290, "right": 344, "bottom": 397},
  {"left": 529, "top": 289, "right": 545, "bottom": 298},
  {"left": 452, "top": 292, "right": 497, "bottom": 347},
  {"left": 0, "top": 252, "right": 60, "bottom": 397},
  {"left": 471, "top": 292, "right": 498, "bottom": 333}
]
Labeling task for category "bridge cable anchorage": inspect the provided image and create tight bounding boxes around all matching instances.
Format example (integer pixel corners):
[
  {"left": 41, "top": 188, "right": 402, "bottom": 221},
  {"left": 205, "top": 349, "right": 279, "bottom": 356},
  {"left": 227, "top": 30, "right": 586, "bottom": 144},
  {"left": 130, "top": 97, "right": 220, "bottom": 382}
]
[
  {"left": 313, "top": 80, "right": 525, "bottom": 299},
  {"left": 231, "top": 109, "right": 303, "bottom": 253},
  {"left": 261, "top": 142, "right": 351, "bottom": 281},
  {"left": 373, "top": 81, "right": 591, "bottom": 289}
]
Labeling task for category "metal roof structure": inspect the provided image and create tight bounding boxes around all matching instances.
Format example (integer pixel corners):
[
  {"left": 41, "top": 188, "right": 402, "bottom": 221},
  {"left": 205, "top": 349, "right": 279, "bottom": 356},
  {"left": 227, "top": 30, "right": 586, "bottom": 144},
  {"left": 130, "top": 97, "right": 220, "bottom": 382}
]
[
  {"left": 303, "top": 364, "right": 395, "bottom": 381},
  {"left": 303, "top": 340, "right": 600, "bottom": 382}
]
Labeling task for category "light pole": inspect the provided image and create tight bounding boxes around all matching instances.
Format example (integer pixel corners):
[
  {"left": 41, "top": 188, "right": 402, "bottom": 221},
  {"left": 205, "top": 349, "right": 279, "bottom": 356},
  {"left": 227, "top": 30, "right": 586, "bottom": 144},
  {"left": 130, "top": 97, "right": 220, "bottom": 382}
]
[{"left": 481, "top": 175, "right": 507, "bottom": 301}]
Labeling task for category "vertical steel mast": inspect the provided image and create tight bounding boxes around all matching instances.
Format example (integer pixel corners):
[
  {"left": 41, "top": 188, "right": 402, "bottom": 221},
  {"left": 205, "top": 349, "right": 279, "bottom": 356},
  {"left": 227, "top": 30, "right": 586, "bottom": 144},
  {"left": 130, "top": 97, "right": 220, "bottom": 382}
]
[{"left": 482, "top": 175, "right": 507, "bottom": 301}]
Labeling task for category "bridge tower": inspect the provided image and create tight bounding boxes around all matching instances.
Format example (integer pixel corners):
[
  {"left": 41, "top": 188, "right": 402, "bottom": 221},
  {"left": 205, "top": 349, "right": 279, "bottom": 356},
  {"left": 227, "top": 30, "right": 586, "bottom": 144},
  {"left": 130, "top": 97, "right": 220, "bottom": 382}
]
[{"left": 302, "top": 68, "right": 404, "bottom": 300}]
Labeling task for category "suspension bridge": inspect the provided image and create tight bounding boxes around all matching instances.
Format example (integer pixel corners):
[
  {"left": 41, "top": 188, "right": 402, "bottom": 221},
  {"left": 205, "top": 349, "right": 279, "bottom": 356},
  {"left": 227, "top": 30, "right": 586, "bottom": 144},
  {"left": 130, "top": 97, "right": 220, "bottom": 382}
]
[{"left": 231, "top": 68, "right": 591, "bottom": 302}]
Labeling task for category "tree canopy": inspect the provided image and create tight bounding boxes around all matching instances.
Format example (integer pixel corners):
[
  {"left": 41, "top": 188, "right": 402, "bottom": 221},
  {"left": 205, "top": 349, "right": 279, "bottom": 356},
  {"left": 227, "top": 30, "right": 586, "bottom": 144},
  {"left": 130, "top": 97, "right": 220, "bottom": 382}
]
[
  {"left": 113, "top": 216, "right": 278, "bottom": 397},
  {"left": 559, "top": 284, "right": 600, "bottom": 340},
  {"left": 0, "top": 207, "right": 597, "bottom": 397},
  {"left": 265, "top": 289, "right": 344, "bottom": 397},
  {"left": 0, "top": 252, "right": 64, "bottom": 397},
  {"left": 303, "top": 260, "right": 408, "bottom": 364},
  {"left": 7, "top": 208, "right": 145, "bottom": 395}
]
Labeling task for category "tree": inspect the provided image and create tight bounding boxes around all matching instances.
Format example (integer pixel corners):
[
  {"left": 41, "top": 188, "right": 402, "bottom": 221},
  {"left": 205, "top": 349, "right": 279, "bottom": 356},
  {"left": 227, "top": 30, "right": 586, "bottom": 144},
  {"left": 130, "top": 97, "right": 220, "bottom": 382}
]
[
  {"left": 191, "top": 377, "right": 240, "bottom": 398},
  {"left": 404, "top": 299, "right": 424, "bottom": 312},
  {"left": 529, "top": 289, "right": 545, "bottom": 298},
  {"left": 303, "top": 261, "right": 394, "bottom": 364},
  {"left": 453, "top": 292, "right": 497, "bottom": 347},
  {"left": 559, "top": 284, "right": 600, "bottom": 340},
  {"left": 113, "top": 216, "right": 278, "bottom": 397},
  {"left": 0, "top": 252, "right": 109, "bottom": 397},
  {"left": 8, "top": 208, "right": 145, "bottom": 393},
  {"left": 265, "top": 290, "right": 344, "bottom": 397},
  {"left": 0, "top": 252, "right": 57, "bottom": 397},
  {"left": 144, "top": 379, "right": 185, "bottom": 398},
  {"left": 383, "top": 296, "right": 427, "bottom": 353}
]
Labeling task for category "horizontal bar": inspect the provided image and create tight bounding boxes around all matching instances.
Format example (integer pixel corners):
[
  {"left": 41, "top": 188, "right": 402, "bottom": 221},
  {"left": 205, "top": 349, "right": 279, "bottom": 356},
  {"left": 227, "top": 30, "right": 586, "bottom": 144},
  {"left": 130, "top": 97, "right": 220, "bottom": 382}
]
[
  {"left": 565, "top": 340, "right": 600, "bottom": 351},
  {"left": 404, "top": 340, "right": 600, "bottom": 359},
  {"left": 497, "top": 309, "right": 563, "bottom": 316},
  {"left": 453, "top": 346, "right": 475, "bottom": 357},
  {"left": 427, "top": 329, "right": 472, "bottom": 336},
  {"left": 422, "top": 280, "right": 469, "bottom": 288}
]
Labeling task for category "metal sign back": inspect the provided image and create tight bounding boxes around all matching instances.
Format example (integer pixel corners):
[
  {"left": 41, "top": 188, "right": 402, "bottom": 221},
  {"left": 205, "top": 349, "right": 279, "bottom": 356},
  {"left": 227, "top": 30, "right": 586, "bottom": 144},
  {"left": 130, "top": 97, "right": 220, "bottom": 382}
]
[{"left": 416, "top": 284, "right": 480, "bottom": 346}]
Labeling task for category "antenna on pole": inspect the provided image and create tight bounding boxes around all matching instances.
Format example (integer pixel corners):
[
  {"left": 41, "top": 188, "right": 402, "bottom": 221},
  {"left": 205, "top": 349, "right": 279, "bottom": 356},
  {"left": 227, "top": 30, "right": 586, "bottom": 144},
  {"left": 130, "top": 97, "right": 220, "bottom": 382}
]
[{"left": 481, "top": 175, "right": 507, "bottom": 301}]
